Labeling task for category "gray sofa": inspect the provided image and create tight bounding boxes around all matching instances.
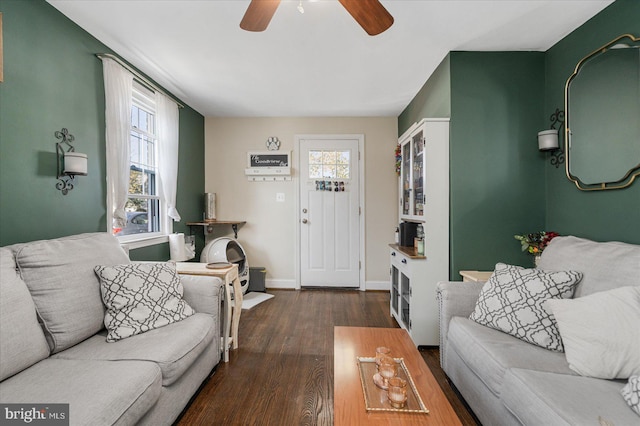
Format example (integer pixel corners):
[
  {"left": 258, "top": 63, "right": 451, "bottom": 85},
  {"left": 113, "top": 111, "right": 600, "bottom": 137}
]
[
  {"left": 0, "top": 233, "right": 223, "bottom": 425},
  {"left": 437, "top": 236, "right": 640, "bottom": 425}
]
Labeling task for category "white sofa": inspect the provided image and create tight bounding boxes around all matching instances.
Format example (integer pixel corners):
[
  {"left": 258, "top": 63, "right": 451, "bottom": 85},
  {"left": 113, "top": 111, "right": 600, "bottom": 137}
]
[
  {"left": 0, "top": 233, "right": 223, "bottom": 425},
  {"left": 437, "top": 236, "right": 640, "bottom": 425}
]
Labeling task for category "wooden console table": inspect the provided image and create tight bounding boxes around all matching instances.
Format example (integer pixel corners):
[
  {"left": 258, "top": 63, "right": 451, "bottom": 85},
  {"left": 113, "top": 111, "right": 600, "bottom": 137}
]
[
  {"left": 459, "top": 270, "right": 493, "bottom": 282},
  {"left": 175, "top": 262, "right": 242, "bottom": 362},
  {"left": 187, "top": 220, "right": 246, "bottom": 239}
]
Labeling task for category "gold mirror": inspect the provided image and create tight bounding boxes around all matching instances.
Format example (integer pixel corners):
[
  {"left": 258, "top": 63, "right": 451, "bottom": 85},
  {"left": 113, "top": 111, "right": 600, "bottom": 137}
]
[{"left": 564, "top": 34, "right": 640, "bottom": 191}]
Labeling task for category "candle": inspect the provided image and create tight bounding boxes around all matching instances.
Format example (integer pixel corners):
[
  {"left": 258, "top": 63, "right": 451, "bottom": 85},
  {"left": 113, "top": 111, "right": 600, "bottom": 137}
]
[{"left": 375, "top": 346, "right": 391, "bottom": 369}]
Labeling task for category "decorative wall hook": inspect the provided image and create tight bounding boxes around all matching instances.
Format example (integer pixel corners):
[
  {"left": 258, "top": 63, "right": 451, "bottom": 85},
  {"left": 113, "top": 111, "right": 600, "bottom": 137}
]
[{"left": 55, "top": 128, "right": 87, "bottom": 195}]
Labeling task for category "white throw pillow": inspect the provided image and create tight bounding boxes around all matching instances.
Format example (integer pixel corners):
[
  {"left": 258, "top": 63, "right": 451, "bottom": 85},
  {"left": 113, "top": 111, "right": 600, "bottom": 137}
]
[
  {"left": 469, "top": 263, "right": 582, "bottom": 352},
  {"left": 95, "top": 262, "right": 195, "bottom": 342},
  {"left": 546, "top": 286, "right": 640, "bottom": 379}
]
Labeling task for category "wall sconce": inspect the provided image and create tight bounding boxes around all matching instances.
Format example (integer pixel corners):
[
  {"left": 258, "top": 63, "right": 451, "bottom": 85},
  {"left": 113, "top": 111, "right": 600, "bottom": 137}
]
[
  {"left": 538, "top": 108, "right": 565, "bottom": 168},
  {"left": 55, "top": 128, "right": 87, "bottom": 195}
]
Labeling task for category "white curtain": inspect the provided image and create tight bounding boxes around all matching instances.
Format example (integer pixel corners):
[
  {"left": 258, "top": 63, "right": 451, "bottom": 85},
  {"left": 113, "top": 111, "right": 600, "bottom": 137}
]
[
  {"left": 156, "top": 92, "right": 181, "bottom": 222},
  {"left": 103, "top": 58, "right": 133, "bottom": 230}
]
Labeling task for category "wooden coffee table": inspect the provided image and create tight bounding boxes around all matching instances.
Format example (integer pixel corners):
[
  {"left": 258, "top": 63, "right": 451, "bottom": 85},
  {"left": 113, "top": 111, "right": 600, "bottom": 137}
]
[{"left": 334, "top": 326, "right": 461, "bottom": 425}]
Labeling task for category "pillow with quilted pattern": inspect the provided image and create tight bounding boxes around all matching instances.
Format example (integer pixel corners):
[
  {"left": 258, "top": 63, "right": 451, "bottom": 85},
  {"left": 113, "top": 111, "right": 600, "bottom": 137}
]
[
  {"left": 622, "top": 375, "right": 640, "bottom": 416},
  {"left": 469, "top": 263, "right": 582, "bottom": 352},
  {"left": 95, "top": 262, "right": 194, "bottom": 342}
]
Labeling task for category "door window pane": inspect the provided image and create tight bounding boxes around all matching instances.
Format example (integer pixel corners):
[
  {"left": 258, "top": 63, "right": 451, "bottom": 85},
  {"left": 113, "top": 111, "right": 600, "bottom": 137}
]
[{"left": 308, "top": 150, "right": 350, "bottom": 179}]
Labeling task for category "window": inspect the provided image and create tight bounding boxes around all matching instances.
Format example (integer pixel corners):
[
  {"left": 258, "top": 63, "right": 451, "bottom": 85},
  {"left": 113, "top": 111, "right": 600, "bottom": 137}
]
[
  {"left": 113, "top": 83, "right": 165, "bottom": 240},
  {"left": 103, "top": 57, "right": 181, "bottom": 249},
  {"left": 308, "top": 150, "right": 350, "bottom": 179}
]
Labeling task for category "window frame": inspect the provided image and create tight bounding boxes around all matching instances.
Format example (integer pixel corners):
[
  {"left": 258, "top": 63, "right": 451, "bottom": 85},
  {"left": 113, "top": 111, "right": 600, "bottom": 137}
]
[{"left": 110, "top": 82, "right": 173, "bottom": 249}]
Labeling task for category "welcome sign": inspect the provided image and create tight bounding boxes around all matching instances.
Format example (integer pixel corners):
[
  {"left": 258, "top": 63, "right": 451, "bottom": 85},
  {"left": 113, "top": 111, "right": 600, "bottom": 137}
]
[
  {"left": 245, "top": 151, "right": 291, "bottom": 180},
  {"left": 247, "top": 152, "right": 290, "bottom": 168}
]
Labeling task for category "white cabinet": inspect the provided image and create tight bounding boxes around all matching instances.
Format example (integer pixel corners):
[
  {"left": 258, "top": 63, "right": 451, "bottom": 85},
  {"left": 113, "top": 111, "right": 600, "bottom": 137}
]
[
  {"left": 391, "top": 118, "right": 449, "bottom": 347},
  {"left": 399, "top": 119, "right": 448, "bottom": 222},
  {"left": 389, "top": 245, "right": 440, "bottom": 346}
]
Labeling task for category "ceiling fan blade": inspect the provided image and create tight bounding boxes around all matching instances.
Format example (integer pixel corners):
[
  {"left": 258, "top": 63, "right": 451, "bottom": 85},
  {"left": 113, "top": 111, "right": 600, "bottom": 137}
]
[
  {"left": 240, "top": 0, "right": 281, "bottom": 32},
  {"left": 338, "top": 0, "right": 394, "bottom": 36}
]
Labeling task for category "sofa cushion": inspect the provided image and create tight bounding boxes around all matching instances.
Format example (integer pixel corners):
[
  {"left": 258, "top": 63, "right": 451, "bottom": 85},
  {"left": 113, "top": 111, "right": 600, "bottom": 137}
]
[
  {"left": 546, "top": 286, "right": 640, "bottom": 379},
  {"left": 447, "top": 316, "right": 574, "bottom": 397},
  {"left": 0, "top": 248, "right": 50, "bottom": 381},
  {"left": 469, "top": 263, "right": 582, "bottom": 351},
  {"left": 52, "top": 313, "right": 215, "bottom": 386},
  {"left": 538, "top": 236, "right": 640, "bottom": 298},
  {"left": 502, "top": 368, "right": 639, "bottom": 426},
  {"left": 0, "top": 358, "right": 161, "bottom": 426},
  {"left": 95, "top": 262, "right": 195, "bottom": 342},
  {"left": 14, "top": 233, "right": 130, "bottom": 353}
]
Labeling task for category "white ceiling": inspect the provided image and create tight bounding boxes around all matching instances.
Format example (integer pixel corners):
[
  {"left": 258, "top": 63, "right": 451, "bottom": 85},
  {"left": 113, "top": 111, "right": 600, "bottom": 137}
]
[{"left": 47, "top": 0, "right": 614, "bottom": 117}]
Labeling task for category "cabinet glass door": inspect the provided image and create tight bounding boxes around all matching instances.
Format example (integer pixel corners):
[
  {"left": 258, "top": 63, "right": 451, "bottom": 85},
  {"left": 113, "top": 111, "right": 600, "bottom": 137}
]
[
  {"left": 391, "top": 265, "right": 399, "bottom": 314},
  {"left": 400, "top": 274, "right": 410, "bottom": 329},
  {"left": 412, "top": 131, "right": 425, "bottom": 217},
  {"left": 401, "top": 140, "right": 411, "bottom": 216}
]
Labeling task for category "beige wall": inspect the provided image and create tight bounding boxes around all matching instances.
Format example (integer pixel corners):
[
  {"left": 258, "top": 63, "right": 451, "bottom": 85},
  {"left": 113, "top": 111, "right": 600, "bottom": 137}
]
[{"left": 204, "top": 117, "right": 398, "bottom": 289}]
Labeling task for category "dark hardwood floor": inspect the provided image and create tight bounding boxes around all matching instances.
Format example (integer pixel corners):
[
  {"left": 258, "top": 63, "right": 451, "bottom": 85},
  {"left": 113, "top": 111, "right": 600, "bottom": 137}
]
[{"left": 176, "top": 289, "right": 479, "bottom": 426}]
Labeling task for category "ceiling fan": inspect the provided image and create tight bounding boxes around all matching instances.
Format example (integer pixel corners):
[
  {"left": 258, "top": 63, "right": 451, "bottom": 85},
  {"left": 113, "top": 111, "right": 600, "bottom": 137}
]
[{"left": 240, "top": 0, "right": 394, "bottom": 36}]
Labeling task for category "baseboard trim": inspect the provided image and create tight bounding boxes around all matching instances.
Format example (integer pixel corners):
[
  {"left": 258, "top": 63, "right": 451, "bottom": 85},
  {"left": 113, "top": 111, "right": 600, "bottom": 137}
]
[
  {"left": 365, "top": 280, "right": 390, "bottom": 291},
  {"left": 265, "top": 279, "right": 297, "bottom": 289},
  {"left": 265, "top": 279, "right": 390, "bottom": 291}
]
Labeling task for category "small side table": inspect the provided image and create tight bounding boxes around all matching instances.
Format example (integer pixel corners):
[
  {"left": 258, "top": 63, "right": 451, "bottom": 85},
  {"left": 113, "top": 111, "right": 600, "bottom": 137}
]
[
  {"left": 459, "top": 270, "right": 493, "bottom": 282},
  {"left": 176, "top": 262, "right": 242, "bottom": 362}
]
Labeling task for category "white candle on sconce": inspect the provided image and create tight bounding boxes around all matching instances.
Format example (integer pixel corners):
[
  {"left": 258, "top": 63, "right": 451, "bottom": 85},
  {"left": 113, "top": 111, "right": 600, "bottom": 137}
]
[
  {"left": 64, "top": 152, "right": 88, "bottom": 175},
  {"left": 538, "top": 129, "right": 559, "bottom": 151}
]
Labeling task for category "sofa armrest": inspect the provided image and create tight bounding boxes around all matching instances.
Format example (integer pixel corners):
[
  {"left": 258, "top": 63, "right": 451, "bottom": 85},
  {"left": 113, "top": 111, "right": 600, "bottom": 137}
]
[
  {"left": 436, "top": 280, "right": 485, "bottom": 370},
  {"left": 180, "top": 275, "right": 224, "bottom": 316}
]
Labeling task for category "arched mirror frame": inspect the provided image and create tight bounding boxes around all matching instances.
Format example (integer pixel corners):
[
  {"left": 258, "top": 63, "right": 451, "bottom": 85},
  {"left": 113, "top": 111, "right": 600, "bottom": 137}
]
[{"left": 564, "top": 33, "right": 640, "bottom": 191}]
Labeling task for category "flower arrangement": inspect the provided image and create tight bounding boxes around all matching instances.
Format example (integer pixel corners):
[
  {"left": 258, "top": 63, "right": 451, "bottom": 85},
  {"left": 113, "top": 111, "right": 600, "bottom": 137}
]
[{"left": 514, "top": 231, "right": 559, "bottom": 256}]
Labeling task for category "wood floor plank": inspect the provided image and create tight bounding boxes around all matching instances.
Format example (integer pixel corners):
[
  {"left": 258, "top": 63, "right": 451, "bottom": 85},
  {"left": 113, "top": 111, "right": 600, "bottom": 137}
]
[{"left": 176, "top": 289, "right": 478, "bottom": 426}]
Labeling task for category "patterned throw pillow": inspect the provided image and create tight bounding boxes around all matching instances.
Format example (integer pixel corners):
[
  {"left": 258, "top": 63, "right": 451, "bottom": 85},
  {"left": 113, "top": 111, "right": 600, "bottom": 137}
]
[
  {"left": 622, "top": 375, "right": 640, "bottom": 416},
  {"left": 95, "top": 262, "right": 195, "bottom": 342},
  {"left": 469, "top": 263, "right": 582, "bottom": 352}
]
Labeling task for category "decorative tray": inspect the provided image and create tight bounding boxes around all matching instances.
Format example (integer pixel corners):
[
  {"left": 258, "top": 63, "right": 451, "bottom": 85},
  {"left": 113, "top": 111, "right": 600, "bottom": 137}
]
[{"left": 356, "top": 357, "right": 429, "bottom": 414}]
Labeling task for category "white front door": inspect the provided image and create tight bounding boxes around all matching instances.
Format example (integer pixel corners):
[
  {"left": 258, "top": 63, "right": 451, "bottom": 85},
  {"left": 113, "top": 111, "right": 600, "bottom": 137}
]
[{"left": 298, "top": 136, "right": 361, "bottom": 288}]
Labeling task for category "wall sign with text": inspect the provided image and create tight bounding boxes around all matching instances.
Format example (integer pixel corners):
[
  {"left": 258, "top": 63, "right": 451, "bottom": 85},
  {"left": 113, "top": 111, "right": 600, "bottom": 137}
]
[{"left": 245, "top": 151, "right": 291, "bottom": 181}]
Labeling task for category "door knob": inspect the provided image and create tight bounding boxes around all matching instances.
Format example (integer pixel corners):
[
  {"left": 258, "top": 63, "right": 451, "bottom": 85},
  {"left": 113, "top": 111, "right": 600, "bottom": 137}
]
[{"left": 302, "top": 219, "right": 308, "bottom": 224}]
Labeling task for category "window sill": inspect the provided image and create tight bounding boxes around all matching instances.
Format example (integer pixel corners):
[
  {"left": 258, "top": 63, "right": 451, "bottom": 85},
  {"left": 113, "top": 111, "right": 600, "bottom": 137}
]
[{"left": 119, "top": 234, "right": 169, "bottom": 251}]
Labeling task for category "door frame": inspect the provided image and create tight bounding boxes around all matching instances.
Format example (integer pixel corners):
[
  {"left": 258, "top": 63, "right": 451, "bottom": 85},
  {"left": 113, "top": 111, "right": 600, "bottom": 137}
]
[{"left": 294, "top": 134, "right": 366, "bottom": 290}]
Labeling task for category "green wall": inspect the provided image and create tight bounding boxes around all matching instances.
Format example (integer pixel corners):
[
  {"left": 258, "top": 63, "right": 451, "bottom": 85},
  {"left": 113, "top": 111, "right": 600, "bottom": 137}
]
[
  {"left": 399, "top": 52, "right": 545, "bottom": 278},
  {"left": 398, "top": 55, "right": 451, "bottom": 133},
  {"left": 0, "top": 0, "right": 205, "bottom": 260},
  {"left": 398, "top": 0, "right": 640, "bottom": 277},
  {"left": 544, "top": 0, "right": 640, "bottom": 244},
  {"left": 449, "top": 52, "right": 546, "bottom": 276}
]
